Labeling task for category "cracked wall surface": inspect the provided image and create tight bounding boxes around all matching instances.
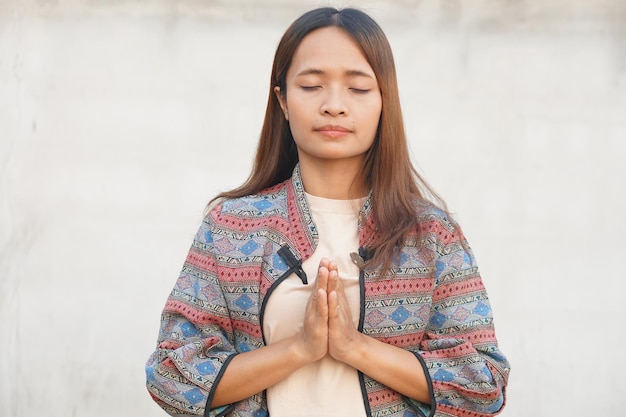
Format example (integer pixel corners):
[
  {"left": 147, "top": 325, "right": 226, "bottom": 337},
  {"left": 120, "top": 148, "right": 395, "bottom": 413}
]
[{"left": 1, "top": 1, "right": 625, "bottom": 416}]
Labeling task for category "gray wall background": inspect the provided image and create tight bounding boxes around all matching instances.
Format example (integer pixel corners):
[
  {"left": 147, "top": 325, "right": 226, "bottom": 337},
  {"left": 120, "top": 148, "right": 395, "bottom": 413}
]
[{"left": 1, "top": 0, "right": 625, "bottom": 416}]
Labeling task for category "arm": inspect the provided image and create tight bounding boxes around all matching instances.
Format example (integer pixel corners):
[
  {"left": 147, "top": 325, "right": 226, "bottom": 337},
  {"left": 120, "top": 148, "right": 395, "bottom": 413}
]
[
  {"left": 327, "top": 218, "right": 509, "bottom": 416},
  {"left": 326, "top": 281, "right": 432, "bottom": 404},
  {"left": 212, "top": 263, "right": 333, "bottom": 406},
  {"left": 410, "top": 218, "right": 510, "bottom": 416},
  {"left": 145, "top": 212, "right": 237, "bottom": 416},
  {"left": 146, "top": 213, "right": 337, "bottom": 415}
]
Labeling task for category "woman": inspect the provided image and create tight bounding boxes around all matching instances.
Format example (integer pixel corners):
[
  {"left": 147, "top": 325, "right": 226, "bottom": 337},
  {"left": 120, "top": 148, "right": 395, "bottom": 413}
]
[{"left": 146, "top": 7, "right": 510, "bottom": 417}]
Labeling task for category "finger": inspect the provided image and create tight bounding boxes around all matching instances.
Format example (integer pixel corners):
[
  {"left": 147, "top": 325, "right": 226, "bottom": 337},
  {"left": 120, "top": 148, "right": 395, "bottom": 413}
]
[
  {"left": 326, "top": 260, "right": 338, "bottom": 293},
  {"left": 333, "top": 271, "right": 345, "bottom": 295},
  {"left": 328, "top": 290, "right": 339, "bottom": 319},
  {"left": 329, "top": 280, "right": 353, "bottom": 324},
  {"left": 317, "top": 288, "right": 329, "bottom": 318},
  {"left": 316, "top": 260, "right": 330, "bottom": 292},
  {"left": 329, "top": 259, "right": 338, "bottom": 276}
]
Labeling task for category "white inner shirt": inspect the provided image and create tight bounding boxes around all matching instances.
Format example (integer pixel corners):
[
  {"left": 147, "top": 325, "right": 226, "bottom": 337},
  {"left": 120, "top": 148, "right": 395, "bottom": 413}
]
[{"left": 263, "top": 192, "right": 367, "bottom": 417}]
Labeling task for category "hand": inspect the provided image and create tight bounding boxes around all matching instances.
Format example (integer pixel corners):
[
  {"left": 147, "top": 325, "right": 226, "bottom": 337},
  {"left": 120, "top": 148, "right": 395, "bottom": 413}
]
[
  {"left": 295, "top": 258, "right": 362, "bottom": 365},
  {"left": 326, "top": 260, "right": 362, "bottom": 363},
  {"left": 295, "top": 258, "right": 333, "bottom": 363}
]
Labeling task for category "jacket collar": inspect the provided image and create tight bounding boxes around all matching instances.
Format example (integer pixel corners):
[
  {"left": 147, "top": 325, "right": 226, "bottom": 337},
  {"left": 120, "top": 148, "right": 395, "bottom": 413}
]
[
  {"left": 287, "top": 163, "right": 376, "bottom": 258},
  {"left": 287, "top": 164, "right": 317, "bottom": 260}
]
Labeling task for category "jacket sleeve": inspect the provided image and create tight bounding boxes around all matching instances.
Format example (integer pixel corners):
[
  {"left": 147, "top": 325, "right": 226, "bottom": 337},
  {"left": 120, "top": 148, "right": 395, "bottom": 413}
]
[
  {"left": 145, "top": 207, "right": 236, "bottom": 417},
  {"left": 411, "top": 216, "right": 510, "bottom": 417}
]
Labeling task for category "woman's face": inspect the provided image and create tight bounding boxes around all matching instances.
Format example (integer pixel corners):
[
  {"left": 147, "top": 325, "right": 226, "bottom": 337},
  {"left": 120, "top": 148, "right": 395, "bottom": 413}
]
[{"left": 275, "top": 26, "right": 382, "bottom": 168}]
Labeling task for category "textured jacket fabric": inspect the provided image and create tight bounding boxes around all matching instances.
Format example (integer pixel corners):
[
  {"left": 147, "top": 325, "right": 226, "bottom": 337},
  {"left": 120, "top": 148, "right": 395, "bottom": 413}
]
[{"left": 146, "top": 166, "right": 510, "bottom": 417}]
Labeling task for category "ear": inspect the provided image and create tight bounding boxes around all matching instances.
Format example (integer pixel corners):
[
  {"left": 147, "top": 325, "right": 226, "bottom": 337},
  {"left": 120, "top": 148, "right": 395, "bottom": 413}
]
[{"left": 274, "top": 86, "right": 289, "bottom": 121}]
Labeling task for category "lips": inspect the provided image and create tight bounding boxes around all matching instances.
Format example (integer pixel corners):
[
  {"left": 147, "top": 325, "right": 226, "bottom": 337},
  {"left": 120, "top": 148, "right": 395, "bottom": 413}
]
[{"left": 314, "top": 125, "right": 352, "bottom": 138}]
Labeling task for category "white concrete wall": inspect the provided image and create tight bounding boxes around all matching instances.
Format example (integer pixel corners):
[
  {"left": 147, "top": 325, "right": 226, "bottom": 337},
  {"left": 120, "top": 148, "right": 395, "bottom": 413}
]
[{"left": 1, "top": 1, "right": 625, "bottom": 416}]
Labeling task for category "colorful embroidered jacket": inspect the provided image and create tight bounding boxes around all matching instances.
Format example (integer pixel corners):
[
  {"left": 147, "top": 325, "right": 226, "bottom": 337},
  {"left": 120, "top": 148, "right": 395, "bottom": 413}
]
[{"left": 146, "top": 166, "right": 510, "bottom": 417}]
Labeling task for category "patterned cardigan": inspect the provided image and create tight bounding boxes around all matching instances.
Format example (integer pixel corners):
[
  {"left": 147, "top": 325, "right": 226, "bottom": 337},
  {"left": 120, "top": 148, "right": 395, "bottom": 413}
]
[{"left": 146, "top": 166, "right": 510, "bottom": 417}]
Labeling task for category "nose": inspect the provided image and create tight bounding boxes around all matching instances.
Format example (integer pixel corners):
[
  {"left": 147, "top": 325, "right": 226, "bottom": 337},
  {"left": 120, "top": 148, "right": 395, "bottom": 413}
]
[{"left": 320, "top": 88, "right": 347, "bottom": 116}]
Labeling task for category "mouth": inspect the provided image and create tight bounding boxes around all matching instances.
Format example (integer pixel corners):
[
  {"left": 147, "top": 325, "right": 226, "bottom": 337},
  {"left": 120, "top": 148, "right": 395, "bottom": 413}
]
[{"left": 314, "top": 125, "right": 352, "bottom": 138}]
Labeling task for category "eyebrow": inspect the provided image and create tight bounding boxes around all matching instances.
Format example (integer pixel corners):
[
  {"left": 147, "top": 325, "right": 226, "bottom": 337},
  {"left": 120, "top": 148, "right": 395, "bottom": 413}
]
[{"left": 295, "top": 68, "right": 374, "bottom": 79}]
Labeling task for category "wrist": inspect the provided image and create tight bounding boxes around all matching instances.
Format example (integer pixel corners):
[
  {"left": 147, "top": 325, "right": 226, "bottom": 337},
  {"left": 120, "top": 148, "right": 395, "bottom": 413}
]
[
  {"left": 334, "top": 332, "right": 368, "bottom": 367},
  {"left": 288, "top": 334, "right": 319, "bottom": 366}
]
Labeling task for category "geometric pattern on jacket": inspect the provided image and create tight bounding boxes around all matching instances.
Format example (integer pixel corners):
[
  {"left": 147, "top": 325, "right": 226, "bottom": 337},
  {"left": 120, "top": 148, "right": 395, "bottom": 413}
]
[{"left": 146, "top": 165, "right": 510, "bottom": 417}]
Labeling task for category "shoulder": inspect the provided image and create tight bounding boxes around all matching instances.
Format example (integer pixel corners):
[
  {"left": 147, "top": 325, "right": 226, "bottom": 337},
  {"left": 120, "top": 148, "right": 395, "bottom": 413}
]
[
  {"left": 412, "top": 199, "right": 457, "bottom": 234},
  {"left": 401, "top": 198, "right": 471, "bottom": 254},
  {"left": 210, "top": 180, "right": 291, "bottom": 221}
]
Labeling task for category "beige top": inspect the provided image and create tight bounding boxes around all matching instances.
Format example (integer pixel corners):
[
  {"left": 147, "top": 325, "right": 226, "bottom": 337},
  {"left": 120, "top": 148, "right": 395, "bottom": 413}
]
[{"left": 263, "top": 193, "right": 367, "bottom": 417}]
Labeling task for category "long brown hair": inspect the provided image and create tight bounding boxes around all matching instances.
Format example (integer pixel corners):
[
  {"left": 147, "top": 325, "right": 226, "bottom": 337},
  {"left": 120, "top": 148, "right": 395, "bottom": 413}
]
[{"left": 213, "top": 7, "right": 448, "bottom": 272}]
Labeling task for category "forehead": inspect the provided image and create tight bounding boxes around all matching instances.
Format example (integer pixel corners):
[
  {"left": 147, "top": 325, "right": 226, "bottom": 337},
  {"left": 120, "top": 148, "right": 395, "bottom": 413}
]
[{"left": 288, "top": 26, "right": 374, "bottom": 76}]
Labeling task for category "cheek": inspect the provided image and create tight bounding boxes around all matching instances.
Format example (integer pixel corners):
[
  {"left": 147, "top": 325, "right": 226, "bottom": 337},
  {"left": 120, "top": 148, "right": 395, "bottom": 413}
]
[
  {"left": 285, "top": 97, "right": 310, "bottom": 123},
  {"left": 366, "top": 102, "right": 382, "bottom": 128},
  {"left": 360, "top": 93, "right": 382, "bottom": 116},
  {"left": 285, "top": 101, "right": 309, "bottom": 140}
]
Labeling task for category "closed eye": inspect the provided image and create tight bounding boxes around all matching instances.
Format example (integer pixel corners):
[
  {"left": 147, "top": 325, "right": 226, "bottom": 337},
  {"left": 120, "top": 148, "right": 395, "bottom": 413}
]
[
  {"left": 350, "top": 88, "right": 370, "bottom": 94},
  {"left": 300, "top": 86, "right": 321, "bottom": 91}
]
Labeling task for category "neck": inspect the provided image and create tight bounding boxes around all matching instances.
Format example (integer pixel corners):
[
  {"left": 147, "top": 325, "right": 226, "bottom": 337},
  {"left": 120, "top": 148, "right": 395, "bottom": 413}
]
[{"left": 298, "top": 158, "right": 368, "bottom": 200}]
